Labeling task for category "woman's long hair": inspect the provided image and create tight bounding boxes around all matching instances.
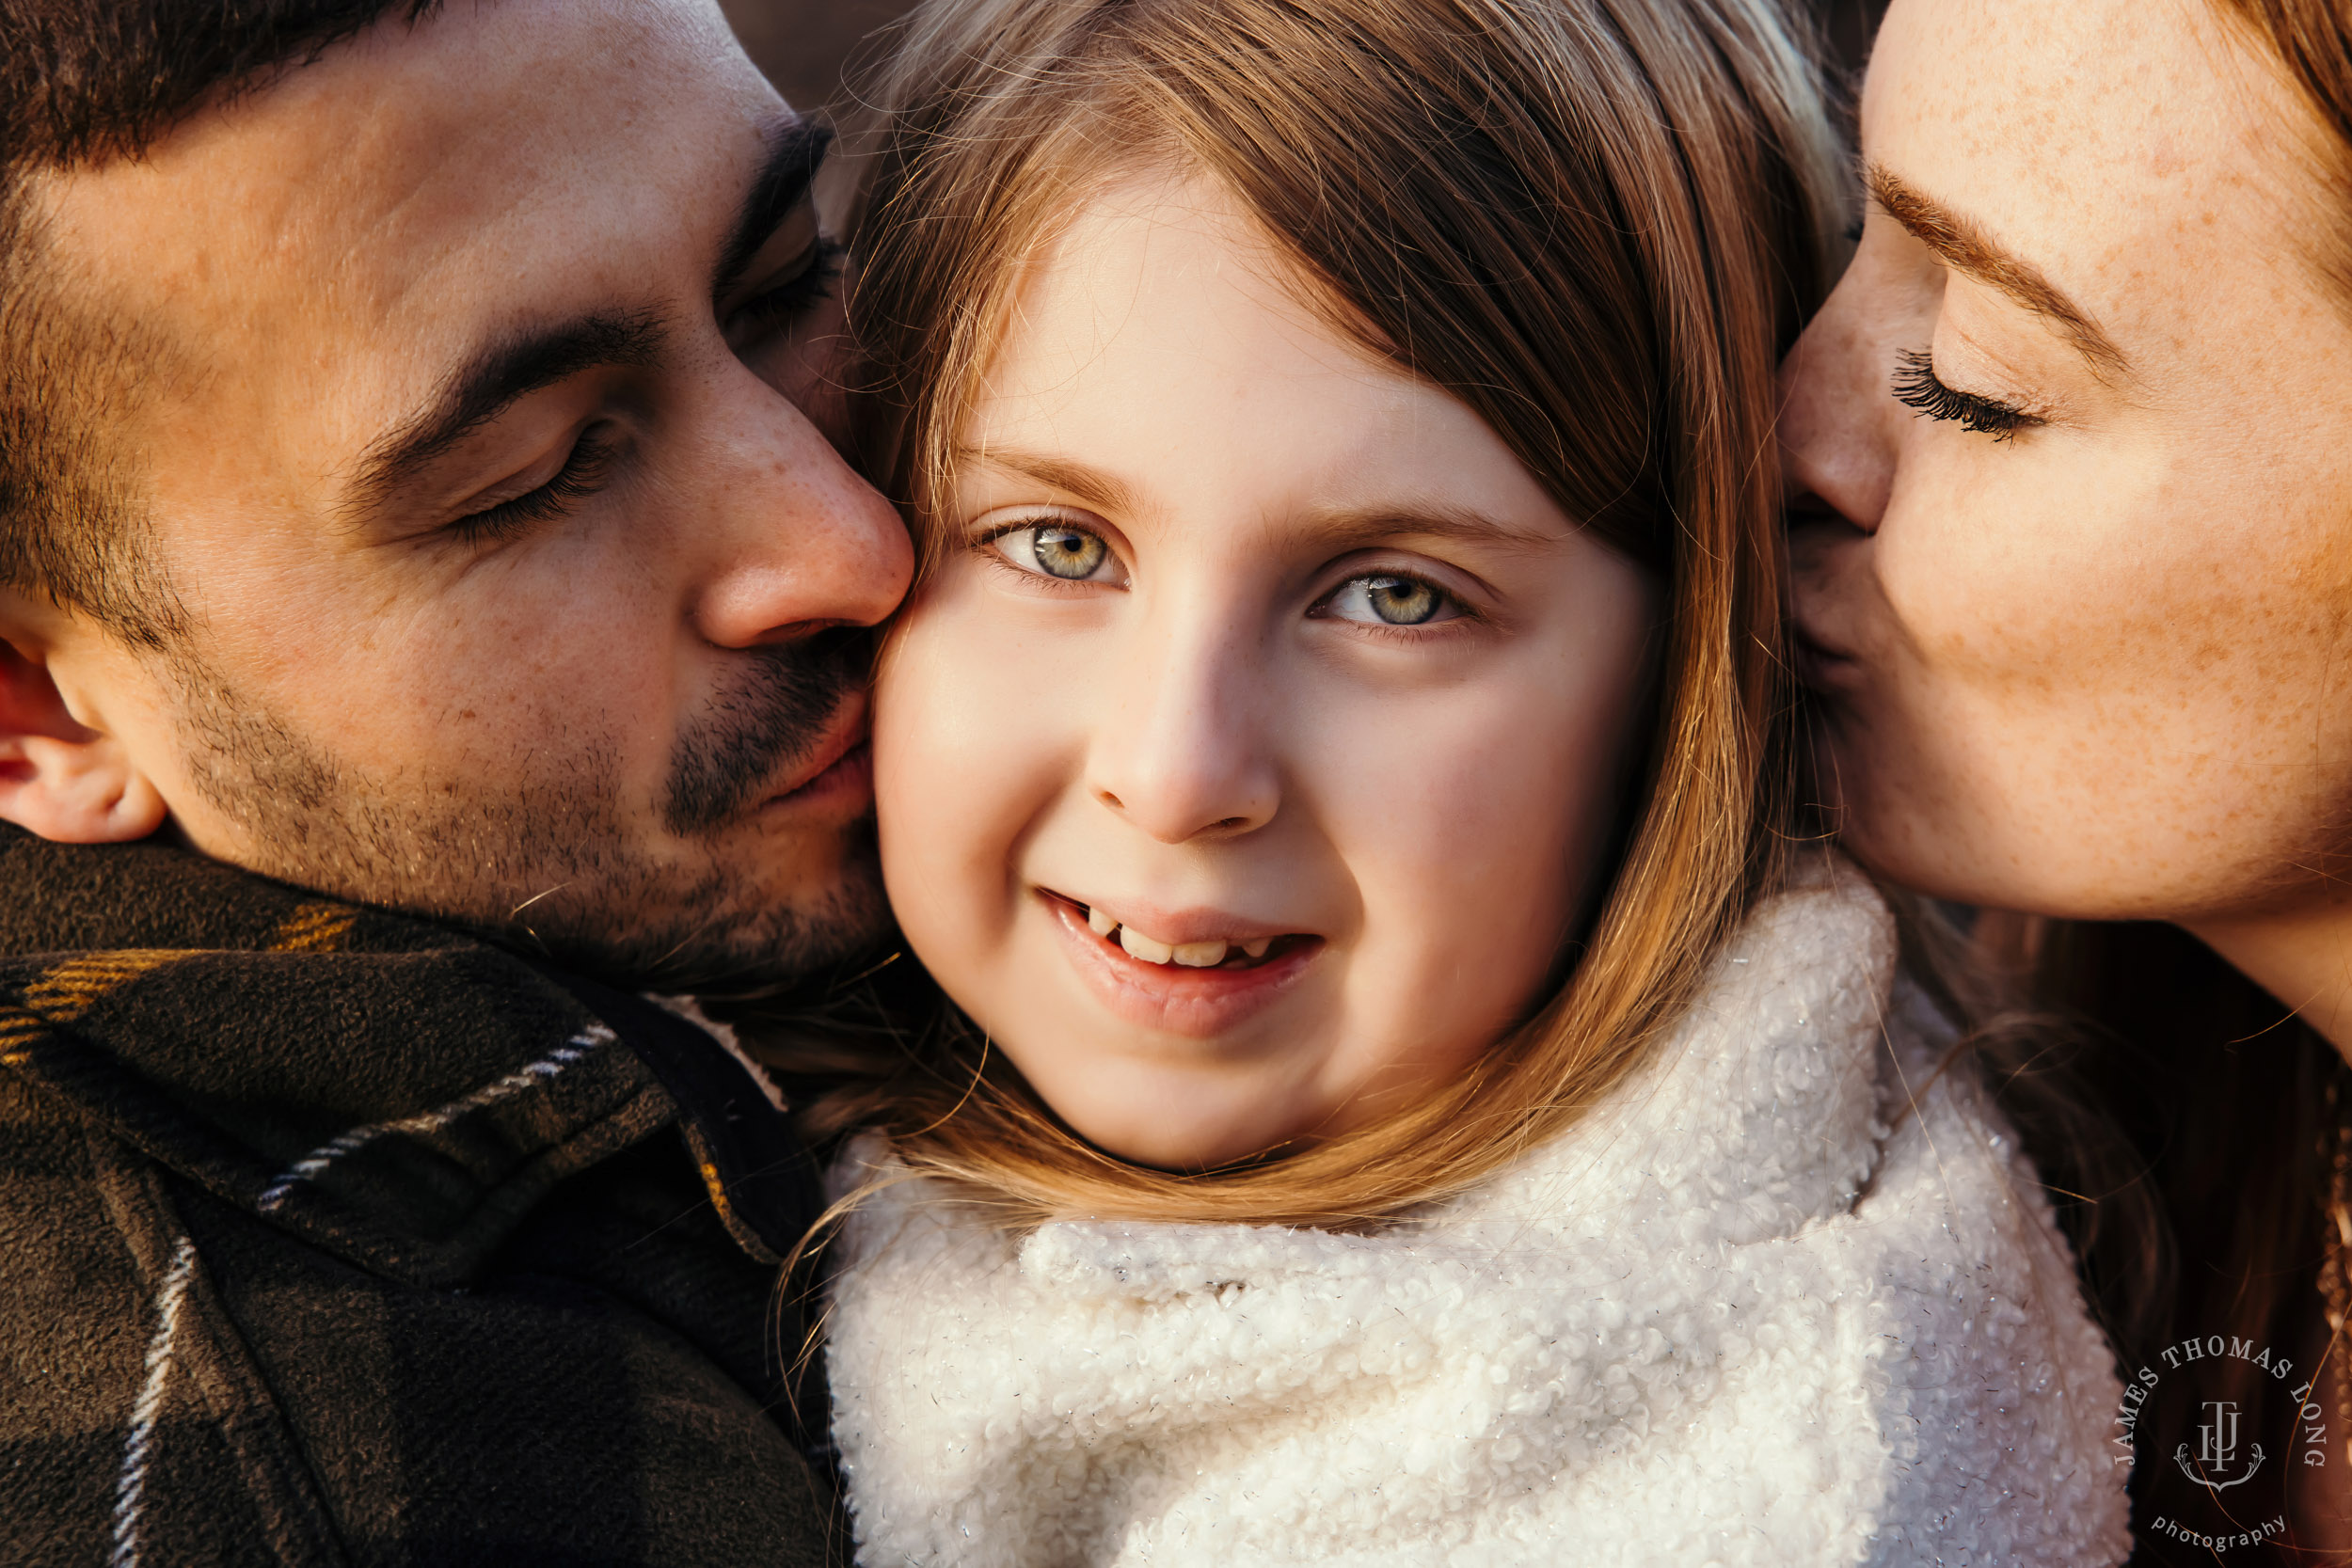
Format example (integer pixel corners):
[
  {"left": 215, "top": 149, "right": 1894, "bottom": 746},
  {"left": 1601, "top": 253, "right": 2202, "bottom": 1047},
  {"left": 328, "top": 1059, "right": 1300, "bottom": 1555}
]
[
  {"left": 761, "top": 0, "right": 1847, "bottom": 1229},
  {"left": 1976, "top": 919, "right": 2331, "bottom": 1561}
]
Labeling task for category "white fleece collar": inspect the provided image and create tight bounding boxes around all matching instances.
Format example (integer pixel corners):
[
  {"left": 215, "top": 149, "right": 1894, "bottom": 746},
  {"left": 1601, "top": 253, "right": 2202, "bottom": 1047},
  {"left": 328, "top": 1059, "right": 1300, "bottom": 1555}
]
[{"left": 825, "top": 863, "right": 2130, "bottom": 1567}]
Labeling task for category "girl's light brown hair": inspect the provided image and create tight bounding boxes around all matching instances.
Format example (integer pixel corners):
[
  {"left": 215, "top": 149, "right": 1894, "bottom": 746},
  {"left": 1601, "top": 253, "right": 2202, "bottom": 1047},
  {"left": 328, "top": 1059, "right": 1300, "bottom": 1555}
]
[{"left": 797, "top": 0, "right": 1844, "bottom": 1228}]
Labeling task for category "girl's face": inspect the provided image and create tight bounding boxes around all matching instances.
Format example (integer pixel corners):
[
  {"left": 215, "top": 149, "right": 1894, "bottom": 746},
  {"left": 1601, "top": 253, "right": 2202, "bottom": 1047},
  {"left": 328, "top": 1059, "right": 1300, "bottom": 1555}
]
[{"left": 875, "top": 176, "right": 1656, "bottom": 1168}]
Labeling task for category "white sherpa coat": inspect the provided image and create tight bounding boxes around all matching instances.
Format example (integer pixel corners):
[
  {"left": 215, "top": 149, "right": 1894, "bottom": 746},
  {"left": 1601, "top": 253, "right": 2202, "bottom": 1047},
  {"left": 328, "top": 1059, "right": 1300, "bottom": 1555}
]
[{"left": 824, "top": 866, "right": 2131, "bottom": 1566}]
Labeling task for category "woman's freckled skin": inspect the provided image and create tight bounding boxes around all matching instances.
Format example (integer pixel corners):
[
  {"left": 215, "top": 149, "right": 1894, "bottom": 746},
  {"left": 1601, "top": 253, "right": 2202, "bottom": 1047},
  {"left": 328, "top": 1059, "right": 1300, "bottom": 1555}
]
[
  {"left": 1782, "top": 0, "right": 2352, "bottom": 1039},
  {"left": 874, "top": 174, "right": 1656, "bottom": 1169}
]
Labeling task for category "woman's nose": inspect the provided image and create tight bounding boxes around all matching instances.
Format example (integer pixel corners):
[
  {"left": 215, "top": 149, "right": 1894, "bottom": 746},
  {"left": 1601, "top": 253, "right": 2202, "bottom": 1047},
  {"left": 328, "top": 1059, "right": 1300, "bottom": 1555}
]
[{"left": 1084, "top": 616, "right": 1281, "bottom": 845}]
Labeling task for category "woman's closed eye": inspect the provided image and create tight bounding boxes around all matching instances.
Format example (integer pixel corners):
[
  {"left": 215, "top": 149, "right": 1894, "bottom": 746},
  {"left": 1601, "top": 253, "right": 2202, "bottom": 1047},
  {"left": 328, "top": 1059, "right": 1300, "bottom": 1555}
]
[
  {"left": 981, "top": 513, "right": 1129, "bottom": 586},
  {"left": 1891, "top": 349, "right": 2045, "bottom": 441}
]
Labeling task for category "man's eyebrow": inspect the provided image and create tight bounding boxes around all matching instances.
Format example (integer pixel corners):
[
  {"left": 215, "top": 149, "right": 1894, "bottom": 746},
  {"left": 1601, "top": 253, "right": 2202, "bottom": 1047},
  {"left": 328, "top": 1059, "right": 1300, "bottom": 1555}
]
[
  {"left": 1867, "top": 162, "right": 2130, "bottom": 380},
  {"left": 713, "top": 118, "right": 834, "bottom": 300},
  {"left": 349, "top": 310, "right": 664, "bottom": 515}
]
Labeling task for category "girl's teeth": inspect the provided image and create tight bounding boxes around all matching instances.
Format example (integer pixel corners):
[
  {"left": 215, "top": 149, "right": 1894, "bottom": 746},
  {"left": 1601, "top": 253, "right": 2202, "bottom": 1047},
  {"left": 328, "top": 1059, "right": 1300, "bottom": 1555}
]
[
  {"left": 1090, "top": 906, "right": 1279, "bottom": 967},
  {"left": 1120, "top": 927, "right": 1175, "bottom": 964}
]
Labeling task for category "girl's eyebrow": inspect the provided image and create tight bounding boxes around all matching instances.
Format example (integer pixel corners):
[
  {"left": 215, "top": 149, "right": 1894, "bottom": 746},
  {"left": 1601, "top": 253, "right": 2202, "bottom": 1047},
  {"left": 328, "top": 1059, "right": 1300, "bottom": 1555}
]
[
  {"left": 954, "top": 445, "right": 1550, "bottom": 550},
  {"left": 1299, "top": 504, "right": 1557, "bottom": 554},
  {"left": 951, "top": 445, "right": 1137, "bottom": 516}
]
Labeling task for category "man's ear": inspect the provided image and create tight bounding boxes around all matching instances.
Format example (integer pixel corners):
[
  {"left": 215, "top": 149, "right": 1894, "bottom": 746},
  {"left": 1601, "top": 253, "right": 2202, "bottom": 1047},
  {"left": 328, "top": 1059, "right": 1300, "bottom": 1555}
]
[{"left": 0, "top": 626, "right": 167, "bottom": 843}]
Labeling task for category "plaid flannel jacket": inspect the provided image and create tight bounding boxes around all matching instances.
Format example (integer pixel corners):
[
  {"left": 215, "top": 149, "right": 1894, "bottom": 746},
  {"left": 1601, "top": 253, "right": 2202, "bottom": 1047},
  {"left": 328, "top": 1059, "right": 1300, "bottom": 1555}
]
[{"left": 0, "top": 825, "right": 845, "bottom": 1567}]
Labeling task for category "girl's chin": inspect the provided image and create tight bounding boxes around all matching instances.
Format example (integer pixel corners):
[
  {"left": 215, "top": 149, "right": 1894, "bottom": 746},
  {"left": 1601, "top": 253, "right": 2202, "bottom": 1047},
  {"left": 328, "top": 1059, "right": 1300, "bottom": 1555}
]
[{"left": 1051, "top": 1085, "right": 1316, "bottom": 1172}]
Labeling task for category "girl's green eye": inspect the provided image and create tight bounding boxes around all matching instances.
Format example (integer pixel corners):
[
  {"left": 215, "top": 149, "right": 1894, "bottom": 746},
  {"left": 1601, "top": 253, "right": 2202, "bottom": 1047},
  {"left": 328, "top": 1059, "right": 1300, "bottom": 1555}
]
[
  {"left": 1031, "top": 526, "right": 1107, "bottom": 579},
  {"left": 994, "top": 522, "right": 1118, "bottom": 582},
  {"left": 1325, "top": 573, "right": 1454, "bottom": 626}
]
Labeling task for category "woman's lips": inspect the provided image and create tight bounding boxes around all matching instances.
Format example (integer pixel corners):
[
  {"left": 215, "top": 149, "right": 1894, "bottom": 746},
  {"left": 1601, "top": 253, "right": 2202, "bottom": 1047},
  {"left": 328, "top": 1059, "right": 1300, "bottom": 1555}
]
[{"left": 1041, "top": 893, "right": 1321, "bottom": 1039}]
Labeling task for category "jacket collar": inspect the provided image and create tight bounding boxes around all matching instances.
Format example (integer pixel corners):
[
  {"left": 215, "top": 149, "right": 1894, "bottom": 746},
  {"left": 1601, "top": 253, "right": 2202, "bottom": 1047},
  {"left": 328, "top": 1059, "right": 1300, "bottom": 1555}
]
[{"left": 0, "top": 825, "right": 817, "bottom": 1285}]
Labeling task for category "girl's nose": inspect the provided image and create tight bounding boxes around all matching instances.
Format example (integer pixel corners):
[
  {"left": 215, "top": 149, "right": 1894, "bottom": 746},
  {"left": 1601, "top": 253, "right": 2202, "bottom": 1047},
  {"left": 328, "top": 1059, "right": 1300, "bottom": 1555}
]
[
  {"left": 1084, "top": 618, "right": 1281, "bottom": 845},
  {"left": 1776, "top": 270, "right": 1899, "bottom": 538}
]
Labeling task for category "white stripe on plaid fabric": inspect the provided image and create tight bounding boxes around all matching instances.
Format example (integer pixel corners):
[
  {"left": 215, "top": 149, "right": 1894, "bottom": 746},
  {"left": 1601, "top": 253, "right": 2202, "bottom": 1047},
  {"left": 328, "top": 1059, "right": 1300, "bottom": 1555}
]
[
  {"left": 111, "top": 1233, "right": 197, "bottom": 1568},
  {"left": 256, "top": 1022, "right": 617, "bottom": 1212}
]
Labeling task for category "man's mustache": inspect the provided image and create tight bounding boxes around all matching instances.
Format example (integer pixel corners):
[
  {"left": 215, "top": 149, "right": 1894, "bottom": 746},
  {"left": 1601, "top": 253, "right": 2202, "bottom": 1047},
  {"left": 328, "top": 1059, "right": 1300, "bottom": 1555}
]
[{"left": 665, "top": 628, "right": 872, "bottom": 836}]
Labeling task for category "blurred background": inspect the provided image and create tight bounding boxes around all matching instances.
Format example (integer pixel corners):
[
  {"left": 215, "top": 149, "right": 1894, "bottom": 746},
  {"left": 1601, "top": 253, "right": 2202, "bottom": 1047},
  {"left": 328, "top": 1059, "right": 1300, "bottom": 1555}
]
[{"left": 718, "top": 0, "right": 1895, "bottom": 118}]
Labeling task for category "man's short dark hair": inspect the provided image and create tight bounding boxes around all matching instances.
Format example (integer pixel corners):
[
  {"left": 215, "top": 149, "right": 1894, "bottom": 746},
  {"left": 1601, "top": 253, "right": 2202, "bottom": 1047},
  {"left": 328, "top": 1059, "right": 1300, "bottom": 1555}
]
[{"left": 0, "top": 1, "right": 439, "bottom": 646}]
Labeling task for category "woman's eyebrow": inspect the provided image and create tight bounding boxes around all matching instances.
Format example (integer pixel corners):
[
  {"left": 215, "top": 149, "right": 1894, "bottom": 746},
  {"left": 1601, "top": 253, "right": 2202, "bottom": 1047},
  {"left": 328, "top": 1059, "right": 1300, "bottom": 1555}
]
[{"left": 1867, "top": 161, "right": 2131, "bottom": 381}]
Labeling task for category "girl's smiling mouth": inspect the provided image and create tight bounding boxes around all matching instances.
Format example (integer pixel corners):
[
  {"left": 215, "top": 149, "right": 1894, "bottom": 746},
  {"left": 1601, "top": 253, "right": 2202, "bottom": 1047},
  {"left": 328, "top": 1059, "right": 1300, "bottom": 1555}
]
[{"left": 1038, "top": 889, "right": 1323, "bottom": 1039}]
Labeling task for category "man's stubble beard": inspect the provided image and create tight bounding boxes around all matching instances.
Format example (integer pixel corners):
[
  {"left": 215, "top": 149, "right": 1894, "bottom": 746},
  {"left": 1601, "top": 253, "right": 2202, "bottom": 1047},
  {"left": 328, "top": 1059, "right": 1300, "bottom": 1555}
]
[{"left": 164, "top": 629, "right": 889, "bottom": 990}]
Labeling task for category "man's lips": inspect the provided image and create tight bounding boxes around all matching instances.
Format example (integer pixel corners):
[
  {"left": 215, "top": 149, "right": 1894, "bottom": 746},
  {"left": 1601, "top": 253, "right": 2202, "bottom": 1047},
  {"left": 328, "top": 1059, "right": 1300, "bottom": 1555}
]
[{"left": 762, "top": 693, "right": 872, "bottom": 807}]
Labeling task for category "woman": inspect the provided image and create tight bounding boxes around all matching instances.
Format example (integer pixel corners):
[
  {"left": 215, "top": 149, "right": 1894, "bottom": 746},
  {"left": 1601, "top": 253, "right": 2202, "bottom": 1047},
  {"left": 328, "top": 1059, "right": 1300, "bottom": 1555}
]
[{"left": 1782, "top": 0, "right": 2352, "bottom": 1558}]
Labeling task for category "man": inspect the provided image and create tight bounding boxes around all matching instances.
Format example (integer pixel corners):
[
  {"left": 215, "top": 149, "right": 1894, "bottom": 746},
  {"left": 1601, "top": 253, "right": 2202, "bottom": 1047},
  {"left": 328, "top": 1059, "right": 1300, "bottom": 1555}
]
[{"left": 0, "top": 1, "right": 912, "bottom": 1562}]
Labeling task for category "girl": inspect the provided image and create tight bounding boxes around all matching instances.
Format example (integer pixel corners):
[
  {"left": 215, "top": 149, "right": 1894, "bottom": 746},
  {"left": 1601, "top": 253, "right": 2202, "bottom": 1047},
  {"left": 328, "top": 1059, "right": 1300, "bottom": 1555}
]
[{"left": 804, "top": 0, "right": 2127, "bottom": 1560}]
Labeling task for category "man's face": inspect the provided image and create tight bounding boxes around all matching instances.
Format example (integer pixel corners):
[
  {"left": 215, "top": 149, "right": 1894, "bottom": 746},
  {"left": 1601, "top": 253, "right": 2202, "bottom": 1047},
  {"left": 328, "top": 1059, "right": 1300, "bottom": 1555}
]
[{"left": 24, "top": 0, "right": 913, "bottom": 984}]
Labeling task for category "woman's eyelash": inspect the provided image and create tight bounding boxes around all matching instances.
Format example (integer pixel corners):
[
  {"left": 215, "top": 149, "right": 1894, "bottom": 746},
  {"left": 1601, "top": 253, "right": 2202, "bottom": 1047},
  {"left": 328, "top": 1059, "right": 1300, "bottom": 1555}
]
[
  {"left": 731, "top": 240, "right": 847, "bottom": 338},
  {"left": 1890, "top": 349, "right": 2042, "bottom": 441},
  {"left": 451, "top": 430, "right": 621, "bottom": 545}
]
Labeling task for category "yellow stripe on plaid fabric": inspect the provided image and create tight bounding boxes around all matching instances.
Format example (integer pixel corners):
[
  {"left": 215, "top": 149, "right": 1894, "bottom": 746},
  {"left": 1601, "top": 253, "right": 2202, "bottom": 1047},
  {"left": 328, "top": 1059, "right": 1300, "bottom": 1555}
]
[
  {"left": 269, "top": 903, "right": 358, "bottom": 954},
  {"left": 697, "top": 1161, "right": 738, "bottom": 1230},
  {"left": 20, "top": 951, "right": 188, "bottom": 1024},
  {"left": 0, "top": 1005, "right": 38, "bottom": 1066}
]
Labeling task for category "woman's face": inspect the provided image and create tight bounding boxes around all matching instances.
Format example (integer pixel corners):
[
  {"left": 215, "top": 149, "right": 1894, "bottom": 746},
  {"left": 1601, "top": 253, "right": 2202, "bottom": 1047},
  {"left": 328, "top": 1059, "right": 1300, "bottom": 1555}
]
[
  {"left": 874, "top": 175, "right": 1655, "bottom": 1169},
  {"left": 1784, "top": 0, "right": 2352, "bottom": 938}
]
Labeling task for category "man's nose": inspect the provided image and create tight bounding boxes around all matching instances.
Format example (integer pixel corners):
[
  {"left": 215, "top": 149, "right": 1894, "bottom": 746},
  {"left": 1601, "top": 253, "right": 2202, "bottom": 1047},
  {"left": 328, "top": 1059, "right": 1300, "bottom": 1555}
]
[
  {"left": 1084, "top": 607, "right": 1281, "bottom": 847},
  {"left": 682, "top": 360, "right": 913, "bottom": 650},
  {"left": 1778, "top": 277, "right": 1897, "bottom": 536}
]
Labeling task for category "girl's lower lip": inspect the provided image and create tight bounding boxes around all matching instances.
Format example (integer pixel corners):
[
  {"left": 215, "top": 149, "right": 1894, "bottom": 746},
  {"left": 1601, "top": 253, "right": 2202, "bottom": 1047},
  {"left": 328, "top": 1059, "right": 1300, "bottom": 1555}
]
[
  {"left": 1043, "top": 895, "right": 1321, "bottom": 1040},
  {"left": 1789, "top": 626, "right": 1861, "bottom": 694}
]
